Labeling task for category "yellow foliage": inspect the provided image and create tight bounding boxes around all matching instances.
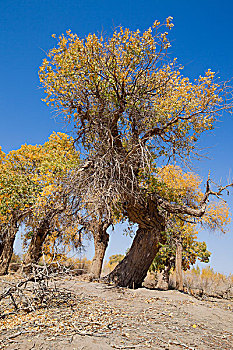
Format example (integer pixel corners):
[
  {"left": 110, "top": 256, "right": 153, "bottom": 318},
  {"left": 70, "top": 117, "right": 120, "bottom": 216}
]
[
  {"left": 155, "top": 165, "right": 231, "bottom": 234},
  {"left": 203, "top": 201, "right": 231, "bottom": 233},
  {"left": 39, "top": 19, "right": 224, "bottom": 160},
  {"left": 156, "top": 165, "right": 202, "bottom": 205},
  {"left": 200, "top": 266, "right": 227, "bottom": 283},
  {"left": 0, "top": 132, "right": 80, "bottom": 252}
]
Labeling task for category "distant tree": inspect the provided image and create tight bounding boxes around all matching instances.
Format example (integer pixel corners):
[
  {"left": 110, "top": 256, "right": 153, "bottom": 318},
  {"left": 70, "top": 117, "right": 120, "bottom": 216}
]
[
  {"left": 0, "top": 133, "right": 81, "bottom": 275},
  {"left": 41, "top": 217, "right": 83, "bottom": 263},
  {"left": 10, "top": 252, "right": 22, "bottom": 264},
  {"left": 106, "top": 254, "right": 125, "bottom": 272},
  {"left": 39, "top": 19, "right": 233, "bottom": 287},
  {"left": 0, "top": 146, "right": 41, "bottom": 274},
  {"left": 22, "top": 132, "right": 81, "bottom": 272},
  {"left": 150, "top": 224, "right": 211, "bottom": 288},
  {"left": 68, "top": 206, "right": 112, "bottom": 280}
]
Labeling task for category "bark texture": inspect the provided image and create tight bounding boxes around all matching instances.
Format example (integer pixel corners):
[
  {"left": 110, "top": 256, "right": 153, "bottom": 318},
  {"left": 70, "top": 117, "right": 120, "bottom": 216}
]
[
  {"left": 175, "top": 240, "right": 183, "bottom": 291},
  {"left": 107, "top": 226, "right": 162, "bottom": 288},
  {"left": 90, "top": 224, "right": 109, "bottom": 279},
  {"left": 0, "top": 223, "right": 18, "bottom": 275},
  {"left": 22, "top": 221, "right": 50, "bottom": 273},
  {"left": 0, "top": 227, "right": 7, "bottom": 257},
  {"left": 22, "top": 208, "right": 64, "bottom": 273},
  {"left": 107, "top": 200, "right": 165, "bottom": 288},
  {"left": 160, "top": 267, "right": 170, "bottom": 290}
]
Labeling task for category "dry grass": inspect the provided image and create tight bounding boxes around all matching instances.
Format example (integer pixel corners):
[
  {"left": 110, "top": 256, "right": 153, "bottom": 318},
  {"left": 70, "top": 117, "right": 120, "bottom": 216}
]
[
  {"left": 169, "top": 266, "right": 233, "bottom": 298},
  {"left": 60, "top": 257, "right": 92, "bottom": 275}
]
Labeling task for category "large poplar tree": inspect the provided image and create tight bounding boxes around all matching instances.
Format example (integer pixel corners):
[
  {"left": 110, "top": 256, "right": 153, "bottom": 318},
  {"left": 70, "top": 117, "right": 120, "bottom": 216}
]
[{"left": 39, "top": 18, "right": 233, "bottom": 287}]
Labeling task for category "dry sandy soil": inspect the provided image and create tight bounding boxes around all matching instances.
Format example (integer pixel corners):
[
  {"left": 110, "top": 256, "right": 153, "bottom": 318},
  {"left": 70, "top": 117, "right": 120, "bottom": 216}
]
[{"left": 0, "top": 276, "right": 233, "bottom": 350}]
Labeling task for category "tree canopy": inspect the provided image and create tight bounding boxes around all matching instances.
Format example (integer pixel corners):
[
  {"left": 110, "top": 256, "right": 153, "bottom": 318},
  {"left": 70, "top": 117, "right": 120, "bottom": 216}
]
[{"left": 39, "top": 19, "right": 232, "bottom": 216}]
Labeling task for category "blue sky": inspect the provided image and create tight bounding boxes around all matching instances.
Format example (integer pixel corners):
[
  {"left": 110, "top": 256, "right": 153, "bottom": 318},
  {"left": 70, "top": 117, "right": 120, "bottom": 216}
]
[{"left": 1, "top": 0, "right": 233, "bottom": 274}]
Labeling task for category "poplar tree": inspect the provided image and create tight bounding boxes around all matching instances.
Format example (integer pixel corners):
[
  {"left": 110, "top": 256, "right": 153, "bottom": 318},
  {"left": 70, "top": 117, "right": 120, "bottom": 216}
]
[{"left": 39, "top": 18, "right": 233, "bottom": 287}]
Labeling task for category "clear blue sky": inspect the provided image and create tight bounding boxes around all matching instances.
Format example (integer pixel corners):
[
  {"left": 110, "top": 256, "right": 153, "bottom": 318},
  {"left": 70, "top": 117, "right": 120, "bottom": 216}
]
[{"left": 1, "top": 0, "right": 233, "bottom": 274}]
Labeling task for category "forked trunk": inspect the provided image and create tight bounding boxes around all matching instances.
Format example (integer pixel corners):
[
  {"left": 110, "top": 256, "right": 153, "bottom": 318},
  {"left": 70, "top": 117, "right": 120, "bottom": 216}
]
[
  {"left": 0, "top": 224, "right": 18, "bottom": 275},
  {"left": 90, "top": 225, "right": 109, "bottom": 279},
  {"left": 175, "top": 240, "right": 183, "bottom": 291},
  {"left": 107, "top": 224, "right": 164, "bottom": 288}
]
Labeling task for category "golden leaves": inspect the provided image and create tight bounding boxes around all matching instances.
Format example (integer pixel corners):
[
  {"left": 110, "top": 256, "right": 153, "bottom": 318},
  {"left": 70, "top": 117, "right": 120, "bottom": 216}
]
[
  {"left": 153, "top": 164, "right": 202, "bottom": 205},
  {"left": 156, "top": 164, "right": 231, "bottom": 234},
  {"left": 150, "top": 164, "right": 230, "bottom": 272},
  {"left": 0, "top": 132, "right": 79, "bottom": 237},
  {"left": 203, "top": 201, "right": 231, "bottom": 234},
  {"left": 38, "top": 18, "right": 227, "bottom": 165}
]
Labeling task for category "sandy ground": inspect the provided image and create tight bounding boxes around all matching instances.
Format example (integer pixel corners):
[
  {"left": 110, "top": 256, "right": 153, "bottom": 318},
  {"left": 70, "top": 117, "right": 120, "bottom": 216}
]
[{"left": 0, "top": 277, "right": 233, "bottom": 349}]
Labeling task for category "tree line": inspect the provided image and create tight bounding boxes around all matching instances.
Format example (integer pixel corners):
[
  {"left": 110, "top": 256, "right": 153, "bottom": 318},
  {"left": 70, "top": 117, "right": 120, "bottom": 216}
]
[{"left": 0, "top": 138, "right": 230, "bottom": 289}]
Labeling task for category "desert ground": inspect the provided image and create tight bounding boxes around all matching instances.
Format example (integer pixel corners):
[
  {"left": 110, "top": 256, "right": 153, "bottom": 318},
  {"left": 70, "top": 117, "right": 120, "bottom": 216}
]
[{"left": 0, "top": 276, "right": 233, "bottom": 350}]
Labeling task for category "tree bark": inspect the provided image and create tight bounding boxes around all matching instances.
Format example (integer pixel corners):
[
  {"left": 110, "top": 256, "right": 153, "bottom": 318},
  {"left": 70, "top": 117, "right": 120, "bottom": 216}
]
[
  {"left": 22, "top": 207, "right": 64, "bottom": 273},
  {"left": 107, "top": 226, "right": 163, "bottom": 288},
  {"left": 175, "top": 239, "right": 183, "bottom": 291},
  {"left": 0, "top": 227, "right": 7, "bottom": 257},
  {"left": 106, "top": 198, "right": 165, "bottom": 288},
  {"left": 0, "top": 223, "right": 18, "bottom": 275},
  {"left": 22, "top": 222, "right": 50, "bottom": 273},
  {"left": 161, "top": 263, "right": 172, "bottom": 290},
  {"left": 89, "top": 224, "right": 109, "bottom": 279}
]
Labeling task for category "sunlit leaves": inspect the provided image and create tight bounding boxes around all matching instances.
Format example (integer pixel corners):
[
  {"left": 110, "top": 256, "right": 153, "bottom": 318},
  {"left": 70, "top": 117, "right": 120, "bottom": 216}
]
[
  {"left": 0, "top": 133, "right": 80, "bottom": 252},
  {"left": 39, "top": 18, "right": 230, "bottom": 162}
]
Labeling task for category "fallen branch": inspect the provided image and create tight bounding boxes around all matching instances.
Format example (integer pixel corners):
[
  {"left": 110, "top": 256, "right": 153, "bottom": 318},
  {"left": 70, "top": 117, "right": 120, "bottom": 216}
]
[{"left": 0, "top": 262, "right": 77, "bottom": 318}]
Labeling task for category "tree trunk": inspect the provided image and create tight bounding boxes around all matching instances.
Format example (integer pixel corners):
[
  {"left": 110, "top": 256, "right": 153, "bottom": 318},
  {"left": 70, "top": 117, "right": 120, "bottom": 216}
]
[
  {"left": 0, "top": 224, "right": 18, "bottom": 275},
  {"left": 107, "top": 224, "right": 164, "bottom": 288},
  {"left": 0, "top": 227, "right": 7, "bottom": 257},
  {"left": 22, "top": 207, "right": 64, "bottom": 274},
  {"left": 162, "top": 265, "right": 171, "bottom": 290},
  {"left": 90, "top": 225, "right": 109, "bottom": 279},
  {"left": 106, "top": 199, "right": 165, "bottom": 288},
  {"left": 22, "top": 224, "right": 50, "bottom": 274},
  {"left": 175, "top": 239, "right": 183, "bottom": 291}
]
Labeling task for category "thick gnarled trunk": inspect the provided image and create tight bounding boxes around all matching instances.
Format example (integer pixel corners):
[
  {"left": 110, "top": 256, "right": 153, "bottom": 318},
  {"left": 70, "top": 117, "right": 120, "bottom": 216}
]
[
  {"left": 90, "top": 225, "right": 109, "bottom": 279},
  {"left": 107, "top": 224, "right": 164, "bottom": 288},
  {"left": 106, "top": 199, "right": 165, "bottom": 288},
  {"left": 0, "top": 224, "right": 18, "bottom": 275}
]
